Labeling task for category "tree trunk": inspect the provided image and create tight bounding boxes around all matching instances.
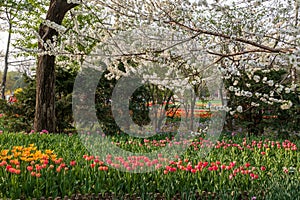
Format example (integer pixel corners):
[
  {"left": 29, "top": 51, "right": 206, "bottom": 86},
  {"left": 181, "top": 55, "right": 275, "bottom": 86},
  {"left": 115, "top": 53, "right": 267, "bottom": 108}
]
[
  {"left": 292, "top": 0, "right": 299, "bottom": 84},
  {"left": 189, "top": 87, "right": 198, "bottom": 131},
  {"left": 1, "top": 22, "right": 12, "bottom": 100},
  {"left": 34, "top": 0, "right": 78, "bottom": 133}
]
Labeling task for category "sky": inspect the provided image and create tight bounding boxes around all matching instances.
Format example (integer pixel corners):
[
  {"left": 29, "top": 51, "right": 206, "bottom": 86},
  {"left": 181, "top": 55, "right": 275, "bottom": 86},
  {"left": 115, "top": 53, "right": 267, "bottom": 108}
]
[
  {"left": 0, "top": 31, "right": 7, "bottom": 47},
  {"left": 0, "top": 30, "right": 13, "bottom": 71},
  {"left": 0, "top": 31, "right": 8, "bottom": 71},
  {"left": 0, "top": 29, "right": 31, "bottom": 72}
]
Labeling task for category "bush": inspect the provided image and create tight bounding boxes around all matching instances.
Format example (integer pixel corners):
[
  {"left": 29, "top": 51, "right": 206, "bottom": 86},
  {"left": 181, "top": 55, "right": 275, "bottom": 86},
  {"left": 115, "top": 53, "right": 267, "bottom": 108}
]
[
  {"left": 0, "top": 75, "right": 35, "bottom": 132},
  {"left": 224, "top": 68, "right": 300, "bottom": 135},
  {"left": 0, "top": 66, "right": 78, "bottom": 133}
]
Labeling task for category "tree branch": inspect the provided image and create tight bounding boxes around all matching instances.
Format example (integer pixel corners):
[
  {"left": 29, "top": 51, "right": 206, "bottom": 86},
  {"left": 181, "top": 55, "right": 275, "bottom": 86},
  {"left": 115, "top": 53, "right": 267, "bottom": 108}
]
[
  {"left": 168, "top": 20, "right": 294, "bottom": 54},
  {"left": 206, "top": 49, "right": 274, "bottom": 57}
]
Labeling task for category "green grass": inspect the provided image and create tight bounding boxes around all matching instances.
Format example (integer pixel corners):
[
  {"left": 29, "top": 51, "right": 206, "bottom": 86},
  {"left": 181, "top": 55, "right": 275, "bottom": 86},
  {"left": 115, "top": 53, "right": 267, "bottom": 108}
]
[{"left": 0, "top": 132, "right": 299, "bottom": 199}]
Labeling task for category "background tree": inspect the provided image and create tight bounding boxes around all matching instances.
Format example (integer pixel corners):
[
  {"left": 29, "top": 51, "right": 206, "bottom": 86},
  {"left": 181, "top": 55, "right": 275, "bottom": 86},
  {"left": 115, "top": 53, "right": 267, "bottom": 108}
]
[
  {"left": 0, "top": 70, "right": 23, "bottom": 95},
  {"left": 94, "top": 0, "right": 299, "bottom": 135},
  {"left": 0, "top": 0, "right": 19, "bottom": 99},
  {"left": 0, "top": 0, "right": 47, "bottom": 97}
]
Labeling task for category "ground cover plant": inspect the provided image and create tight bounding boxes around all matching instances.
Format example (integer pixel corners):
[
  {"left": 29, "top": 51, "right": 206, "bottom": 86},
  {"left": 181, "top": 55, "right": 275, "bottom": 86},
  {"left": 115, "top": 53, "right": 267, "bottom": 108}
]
[{"left": 0, "top": 131, "right": 299, "bottom": 199}]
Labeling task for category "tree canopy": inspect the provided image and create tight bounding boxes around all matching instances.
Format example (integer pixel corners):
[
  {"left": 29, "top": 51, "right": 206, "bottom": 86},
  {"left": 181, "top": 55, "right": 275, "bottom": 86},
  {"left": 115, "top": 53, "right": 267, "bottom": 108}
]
[{"left": 0, "top": 0, "right": 299, "bottom": 133}]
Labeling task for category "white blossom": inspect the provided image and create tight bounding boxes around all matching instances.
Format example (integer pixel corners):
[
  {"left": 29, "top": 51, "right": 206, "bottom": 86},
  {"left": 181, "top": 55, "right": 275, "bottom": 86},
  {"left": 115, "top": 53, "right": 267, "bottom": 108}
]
[
  {"left": 253, "top": 75, "right": 260, "bottom": 83},
  {"left": 280, "top": 101, "right": 293, "bottom": 110},
  {"left": 236, "top": 106, "right": 243, "bottom": 113},
  {"left": 251, "top": 102, "right": 260, "bottom": 107},
  {"left": 267, "top": 80, "right": 274, "bottom": 87},
  {"left": 43, "top": 20, "right": 67, "bottom": 34},
  {"left": 235, "top": 91, "right": 241, "bottom": 96},
  {"left": 290, "top": 84, "right": 297, "bottom": 91},
  {"left": 262, "top": 77, "right": 268, "bottom": 83},
  {"left": 285, "top": 88, "right": 291, "bottom": 94},
  {"left": 233, "top": 80, "right": 239, "bottom": 86},
  {"left": 255, "top": 92, "right": 262, "bottom": 97},
  {"left": 245, "top": 91, "right": 253, "bottom": 97}
]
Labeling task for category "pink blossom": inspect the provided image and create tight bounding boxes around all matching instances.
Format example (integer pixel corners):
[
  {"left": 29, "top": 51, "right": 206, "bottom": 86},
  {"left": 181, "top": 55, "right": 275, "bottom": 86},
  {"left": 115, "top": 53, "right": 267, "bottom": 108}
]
[{"left": 40, "top": 129, "right": 49, "bottom": 134}]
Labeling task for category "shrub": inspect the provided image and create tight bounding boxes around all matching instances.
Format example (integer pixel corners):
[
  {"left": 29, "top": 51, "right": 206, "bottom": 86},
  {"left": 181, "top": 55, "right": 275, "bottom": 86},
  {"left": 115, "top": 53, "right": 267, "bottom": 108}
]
[
  {"left": 224, "top": 68, "right": 300, "bottom": 135},
  {"left": 0, "top": 66, "right": 78, "bottom": 133}
]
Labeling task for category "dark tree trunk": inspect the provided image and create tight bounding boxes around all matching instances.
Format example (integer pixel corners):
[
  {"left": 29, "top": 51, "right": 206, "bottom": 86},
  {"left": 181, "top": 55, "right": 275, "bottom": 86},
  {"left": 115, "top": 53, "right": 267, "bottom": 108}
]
[{"left": 34, "top": 0, "right": 78, "bottom": 133}]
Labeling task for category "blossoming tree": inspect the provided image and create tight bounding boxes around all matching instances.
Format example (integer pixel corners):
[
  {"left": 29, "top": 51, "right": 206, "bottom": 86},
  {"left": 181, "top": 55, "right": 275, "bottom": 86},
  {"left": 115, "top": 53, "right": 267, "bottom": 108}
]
[{"left": 10, "top": 0, "right": 299, "bottom": 133}]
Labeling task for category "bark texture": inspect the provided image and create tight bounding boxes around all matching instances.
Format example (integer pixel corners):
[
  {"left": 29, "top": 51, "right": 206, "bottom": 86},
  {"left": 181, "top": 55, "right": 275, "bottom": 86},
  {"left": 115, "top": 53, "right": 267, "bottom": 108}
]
[{"left": 34, "top": 0, "right": 78, "bottom": 132}]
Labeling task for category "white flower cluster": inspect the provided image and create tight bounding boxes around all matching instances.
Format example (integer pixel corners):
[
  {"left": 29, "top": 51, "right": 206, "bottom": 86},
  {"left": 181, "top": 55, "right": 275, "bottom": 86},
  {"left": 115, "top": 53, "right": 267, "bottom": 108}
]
[
  {"left": 229, "top": 105, "right": 243, "bottom": 115},
  {"left": 38, "top": 36, "right": 59, "bottom": 56},
  {"left": 228, "top": 86, "right": 253, "bottom": 98},
  {"left": 280, "top": 101, "right": 293, "bottom": 110},
  {"left": 43, "top": 20, "right": 66, "bottom": 34},
  {"left": 67, "top": 0, "right": 82, "bottom": 4},
  {"left": 251, "top": 102, "right": 260, "bottom": 107},
  {"left": 222, "top": 64, "right": 299, "bottom": 114},
  {"left": 236, "top": 105, "right": 243, "bottom": 113}
]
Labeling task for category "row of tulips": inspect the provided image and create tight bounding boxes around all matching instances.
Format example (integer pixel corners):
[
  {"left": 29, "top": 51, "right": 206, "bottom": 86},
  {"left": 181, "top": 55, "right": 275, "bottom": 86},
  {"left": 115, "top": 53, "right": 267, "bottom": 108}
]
[{"left": 111, "top": 134, "right": 298, "bottom": 154}]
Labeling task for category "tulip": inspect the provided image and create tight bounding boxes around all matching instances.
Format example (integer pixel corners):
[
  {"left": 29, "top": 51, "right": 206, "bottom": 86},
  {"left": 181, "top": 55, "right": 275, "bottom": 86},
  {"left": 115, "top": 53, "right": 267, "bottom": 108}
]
[
  {"left": 70, "top": 160, "right": 76, "bottom": 166},
  {"left": 245, "top": 163, "right": 251, "bottom": 168},
  {"left": 56, "top": 166, "right": 61, "bottom": 173},
  {"left": 6, "top": 165, "right": 12, "bottom": 171},
  {"left": 27, "top": 166, "right": 33, "bottom": 171}
]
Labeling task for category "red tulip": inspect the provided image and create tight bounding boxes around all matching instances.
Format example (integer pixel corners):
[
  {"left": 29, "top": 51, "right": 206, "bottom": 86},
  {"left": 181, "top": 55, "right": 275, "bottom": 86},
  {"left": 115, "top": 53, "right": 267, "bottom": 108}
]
[
  {"left": 6, "top": 165, "right": 12, "bottom": 171},
  {"left": 260, "top": 166, "right": 266, "bottom": 171},
  {"left": 70, "top": 160, "right": 76, "bottom": 166},
  {"left": 245, "top": 163, "right": 251, "bottom": 168},
  {"left": 27, "top": 166, "right": 33, "bottom": 171},
  {"left": 90, "top": 163, "right": 96, "bottom": 168}
]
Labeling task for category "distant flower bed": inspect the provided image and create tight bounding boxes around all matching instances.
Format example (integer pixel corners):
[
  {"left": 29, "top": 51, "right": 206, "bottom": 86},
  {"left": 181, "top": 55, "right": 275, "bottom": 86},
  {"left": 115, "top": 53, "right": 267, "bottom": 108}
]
[{"left": 166, "top": 109, "right": 212, "bottom": 118}]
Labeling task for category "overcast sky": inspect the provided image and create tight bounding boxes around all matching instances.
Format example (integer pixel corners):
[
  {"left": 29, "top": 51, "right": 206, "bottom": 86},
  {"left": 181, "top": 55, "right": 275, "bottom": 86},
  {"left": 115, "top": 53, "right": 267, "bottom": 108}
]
[
  {"left": 0, "top": 31, "right": 8, "bottom": 71},
  {"left": 0, "top": 29, "right": 28, "bottom": 72}
]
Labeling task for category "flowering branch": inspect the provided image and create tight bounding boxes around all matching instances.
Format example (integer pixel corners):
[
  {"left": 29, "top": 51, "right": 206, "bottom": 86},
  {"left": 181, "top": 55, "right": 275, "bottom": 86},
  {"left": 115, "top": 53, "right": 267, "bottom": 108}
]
[{"left": 168, "top": 20, "right": 294, "bottom": 54}]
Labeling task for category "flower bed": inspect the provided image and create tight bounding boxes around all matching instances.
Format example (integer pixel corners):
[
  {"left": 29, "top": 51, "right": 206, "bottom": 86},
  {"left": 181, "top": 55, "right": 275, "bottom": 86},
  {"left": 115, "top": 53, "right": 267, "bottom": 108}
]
[{"left": 0, "top": 132, "right": 299, "bottom": 199}]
